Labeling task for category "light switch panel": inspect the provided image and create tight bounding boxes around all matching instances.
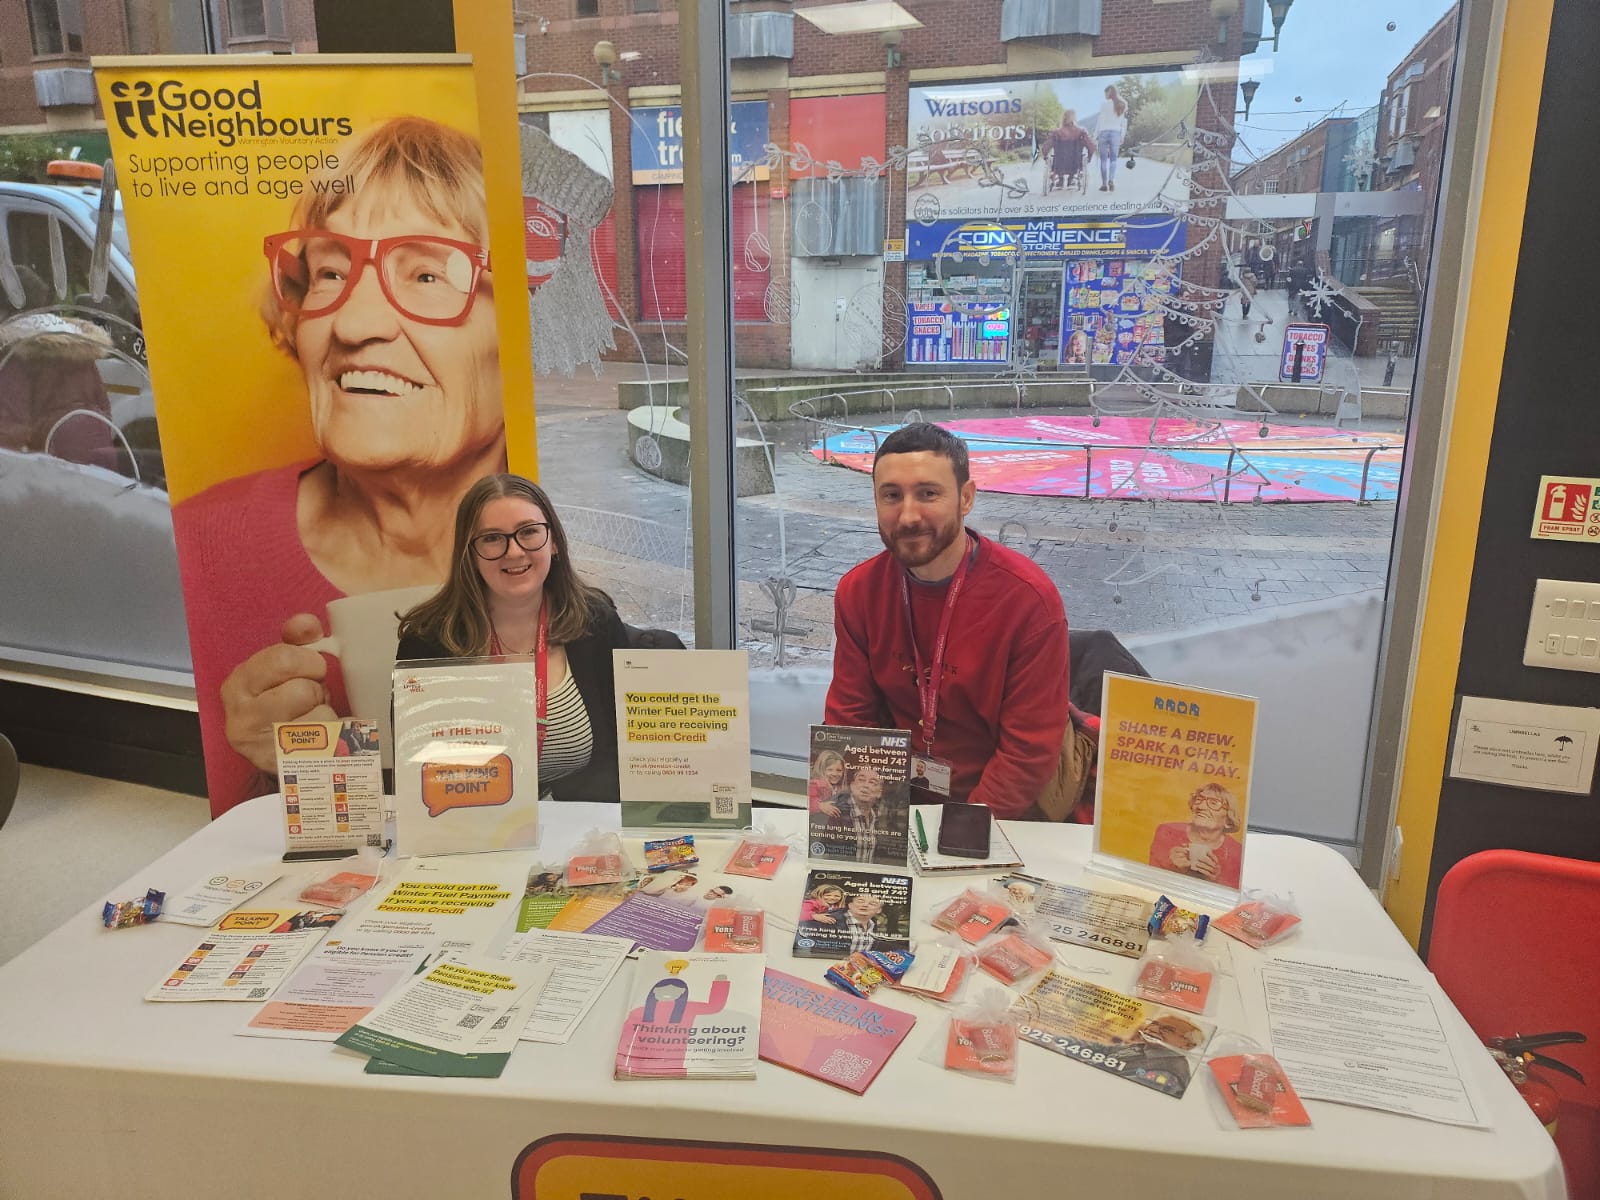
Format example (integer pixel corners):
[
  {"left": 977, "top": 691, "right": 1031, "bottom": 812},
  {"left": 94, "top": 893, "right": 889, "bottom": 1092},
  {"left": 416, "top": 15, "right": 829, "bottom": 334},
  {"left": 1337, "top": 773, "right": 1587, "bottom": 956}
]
[{"left": 1523, "top": 578, "right": 1600, "bottom": 673}]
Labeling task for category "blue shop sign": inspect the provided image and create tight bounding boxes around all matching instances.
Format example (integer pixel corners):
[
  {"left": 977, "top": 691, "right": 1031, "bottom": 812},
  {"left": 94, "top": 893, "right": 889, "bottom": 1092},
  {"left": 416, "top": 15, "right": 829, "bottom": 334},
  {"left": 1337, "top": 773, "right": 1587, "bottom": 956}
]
[
  {"left": 630, "top": 101, "right": 770, "bottom": 184},
  {"left": 907, "top": 215, "right": 1184, "bottom": 261}
]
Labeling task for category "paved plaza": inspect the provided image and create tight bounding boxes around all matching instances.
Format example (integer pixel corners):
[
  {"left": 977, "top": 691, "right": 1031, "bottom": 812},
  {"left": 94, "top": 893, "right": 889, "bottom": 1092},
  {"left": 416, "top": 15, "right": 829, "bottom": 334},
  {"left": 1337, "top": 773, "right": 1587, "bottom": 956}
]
[{"left": 533, "top": 360, "right": 1399, "bottom": 666}]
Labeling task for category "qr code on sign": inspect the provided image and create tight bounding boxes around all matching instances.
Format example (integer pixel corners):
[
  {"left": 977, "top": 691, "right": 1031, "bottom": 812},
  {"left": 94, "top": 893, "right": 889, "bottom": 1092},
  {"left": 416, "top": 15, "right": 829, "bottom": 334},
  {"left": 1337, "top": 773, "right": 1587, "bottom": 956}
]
[
  {"left": 818, "top": 1048, "right": 873, "bottom": 1086},
  {"left": 456, "top": 1012, "right": 485, "bottom": 1030},
  {"left": 710, "top": 783, "right": 738, "bottom": 820}
]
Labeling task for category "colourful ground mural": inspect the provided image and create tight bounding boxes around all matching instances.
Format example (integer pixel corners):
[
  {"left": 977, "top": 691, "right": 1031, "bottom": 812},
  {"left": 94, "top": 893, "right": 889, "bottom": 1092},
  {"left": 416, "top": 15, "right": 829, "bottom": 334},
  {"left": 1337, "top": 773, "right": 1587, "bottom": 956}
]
[{"left": 811, "top": 416, "right": 1403, "bottom": 502}]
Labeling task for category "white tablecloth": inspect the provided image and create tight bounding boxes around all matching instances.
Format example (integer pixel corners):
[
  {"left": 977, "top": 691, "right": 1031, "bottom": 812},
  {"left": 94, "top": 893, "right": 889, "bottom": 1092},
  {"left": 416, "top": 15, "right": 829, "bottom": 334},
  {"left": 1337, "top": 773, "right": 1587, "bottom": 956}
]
[{"left": 0, "top": 798, "right": 1566, "bottom": 1199}]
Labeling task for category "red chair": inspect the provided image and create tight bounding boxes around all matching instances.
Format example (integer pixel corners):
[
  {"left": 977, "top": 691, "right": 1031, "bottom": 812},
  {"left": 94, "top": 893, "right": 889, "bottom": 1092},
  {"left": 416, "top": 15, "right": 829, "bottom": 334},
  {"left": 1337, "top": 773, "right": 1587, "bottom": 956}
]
[{"left": 1430, "top": 850, "right": 1600, "bottom": 1199}]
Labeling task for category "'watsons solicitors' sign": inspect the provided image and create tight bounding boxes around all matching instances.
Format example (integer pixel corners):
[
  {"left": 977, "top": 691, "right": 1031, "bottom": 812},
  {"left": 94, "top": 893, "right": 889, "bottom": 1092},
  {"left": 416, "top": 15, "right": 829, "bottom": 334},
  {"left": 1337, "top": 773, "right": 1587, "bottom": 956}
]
[{"left": 906, "top": 68, "right": 1202, "bottom": 219}]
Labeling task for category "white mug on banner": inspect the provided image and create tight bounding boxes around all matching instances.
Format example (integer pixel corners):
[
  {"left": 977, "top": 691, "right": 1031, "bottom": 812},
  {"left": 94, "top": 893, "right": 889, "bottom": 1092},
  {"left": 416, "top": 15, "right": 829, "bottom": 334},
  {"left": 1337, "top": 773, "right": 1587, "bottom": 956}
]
[{"left": 305, "top": 584, "right": 438, "bottom": 769}]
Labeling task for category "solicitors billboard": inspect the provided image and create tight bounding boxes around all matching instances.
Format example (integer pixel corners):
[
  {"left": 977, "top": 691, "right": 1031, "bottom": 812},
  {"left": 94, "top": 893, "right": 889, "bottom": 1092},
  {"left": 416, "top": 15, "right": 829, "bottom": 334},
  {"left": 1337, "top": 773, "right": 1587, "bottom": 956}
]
[{"left": 906, "top": 67, "right": 1202, "bottom": 220}]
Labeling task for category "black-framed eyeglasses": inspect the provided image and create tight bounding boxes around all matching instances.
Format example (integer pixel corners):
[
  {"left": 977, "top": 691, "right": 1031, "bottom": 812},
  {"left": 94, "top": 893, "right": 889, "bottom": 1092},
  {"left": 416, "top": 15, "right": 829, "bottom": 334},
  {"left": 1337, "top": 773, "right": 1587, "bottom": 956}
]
[{"left": 471, "top": 523, "right": 550, "bottom": 560}]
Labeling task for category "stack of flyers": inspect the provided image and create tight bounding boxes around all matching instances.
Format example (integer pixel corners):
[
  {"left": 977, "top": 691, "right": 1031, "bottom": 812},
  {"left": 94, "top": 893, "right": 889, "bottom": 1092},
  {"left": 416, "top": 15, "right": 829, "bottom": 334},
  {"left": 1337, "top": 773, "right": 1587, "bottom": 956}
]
[
  {"left": 614, "top": 952, "right": 764, "bottom": 1080},
  {"left": 241, "top": 936, "right": 436, "bottom": 1041},
  {"left": 498, "top": 929, "right": 634, "bottom": 1045},
  {"left": 146, "top": 909, "right": 339, "bottom": 1003},
  {"left": 335, "top": 955, "right": 554, "bottom": 1078},
  {"left": 759, "top": 968, "right": 917, "bottom": 1094},
  {"left": 792, "top": 868, "right": 912, "bottom": 959},
  {"left": 160, "top": 864, "right": 284, "bottom": 927}
]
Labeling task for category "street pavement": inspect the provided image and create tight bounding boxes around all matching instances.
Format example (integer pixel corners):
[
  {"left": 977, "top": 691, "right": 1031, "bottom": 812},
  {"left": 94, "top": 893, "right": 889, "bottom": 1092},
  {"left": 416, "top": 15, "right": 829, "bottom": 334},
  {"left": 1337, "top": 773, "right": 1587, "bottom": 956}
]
[{"left": 533, "top": 361, "right": 1397, "bottom": 666}]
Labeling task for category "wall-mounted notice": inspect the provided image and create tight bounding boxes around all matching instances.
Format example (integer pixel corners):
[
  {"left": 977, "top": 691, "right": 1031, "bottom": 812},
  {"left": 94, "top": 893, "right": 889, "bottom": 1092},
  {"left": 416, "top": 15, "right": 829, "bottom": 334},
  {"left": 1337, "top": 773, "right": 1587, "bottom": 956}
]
[
  {"left": 1531, "top": 475, "right": 1600, "bottom": 542},
  {"left": 614, "top": 650, "right": 752, "bottom": 828},
  {"left": 1450, "top": 695, "right": 1600, "bottom": 795},
  {"left": 1092, "top": 673, "right": 1258, "bottom": 907},
  {"left": 274, "top": 719, "right": 385, "bottom": 857}
]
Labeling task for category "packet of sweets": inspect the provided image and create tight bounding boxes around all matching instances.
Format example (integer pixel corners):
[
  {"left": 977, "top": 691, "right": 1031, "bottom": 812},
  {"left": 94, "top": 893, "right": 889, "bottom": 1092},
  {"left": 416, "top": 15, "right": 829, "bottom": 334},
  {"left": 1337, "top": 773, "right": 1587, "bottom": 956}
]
[
  {"left": 644, "top": 835, "right": 698, "bottom": 873},
  {"left": 865, "top": 948, "right": 914, "bottom": 980},
  {"left": 103, "top": 888, "right": 164, "bottom": 929},
  {"left": 723, "top": 839, "right": 788, "bottom": 879},
  {"left": 702, "top": 904, "right": 764, "bottom": 953},
  {"left": 1213, "top": 893, "right": 1301, "bottom": 949},
  {"left": 1149, "top": 895, "right": 1210, "bottom": 941},
  {"left": 930, "top": 888, "right": 1015, "bottom": 944},
  {"left": 920, "top": 990, "right": 1019, "bottom": 1082},
  {"left": 299, "top": 870, "right": 380, "bottom": 909},
  {"left": 1134, "top": 944, "right": 1215, "bottom": 1015},
  {"left": 723, "top": 822, "right": 795, "bottom": 879},
  {"left": 1207, "top": 1047, "right": 1312, "bottom": 1129},
  {"left": 975, "top": 926, "right": 1054, "bottom": 986},
  {"left": 566, "top": 830, "right": 631, "bottom": 887},
  {"left": 825, "top": 953, "right": 888, "bottom": 997}
]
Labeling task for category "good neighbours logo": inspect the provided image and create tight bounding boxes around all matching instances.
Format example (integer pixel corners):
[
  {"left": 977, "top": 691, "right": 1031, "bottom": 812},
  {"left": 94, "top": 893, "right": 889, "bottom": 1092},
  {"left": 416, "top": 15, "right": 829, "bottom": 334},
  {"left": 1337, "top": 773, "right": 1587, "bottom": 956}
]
[{"left": 108, "top": 78, "right": 353, "bottom": 148}]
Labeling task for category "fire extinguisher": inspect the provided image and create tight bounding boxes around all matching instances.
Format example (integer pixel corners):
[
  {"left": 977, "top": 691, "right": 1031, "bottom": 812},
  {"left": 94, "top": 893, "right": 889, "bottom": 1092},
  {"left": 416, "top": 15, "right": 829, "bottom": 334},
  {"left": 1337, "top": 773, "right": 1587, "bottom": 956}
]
[{"left": 1487, "top": 1031, "right": 1587, "bottom": 1136}]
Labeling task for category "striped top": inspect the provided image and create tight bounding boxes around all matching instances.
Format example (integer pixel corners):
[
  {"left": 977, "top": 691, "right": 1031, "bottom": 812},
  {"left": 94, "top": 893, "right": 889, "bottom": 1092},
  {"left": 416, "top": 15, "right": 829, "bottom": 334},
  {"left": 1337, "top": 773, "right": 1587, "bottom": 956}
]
[{"left": 538, "top": 672, "right": 593, "bottom": 794}]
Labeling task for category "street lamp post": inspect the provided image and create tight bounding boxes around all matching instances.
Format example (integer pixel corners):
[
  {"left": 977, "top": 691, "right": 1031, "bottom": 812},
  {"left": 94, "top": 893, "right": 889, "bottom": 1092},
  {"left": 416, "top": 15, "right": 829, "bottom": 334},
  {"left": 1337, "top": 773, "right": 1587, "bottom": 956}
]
[{"left": 1268, "top": 0, "right": 1295, "bottom": 51}]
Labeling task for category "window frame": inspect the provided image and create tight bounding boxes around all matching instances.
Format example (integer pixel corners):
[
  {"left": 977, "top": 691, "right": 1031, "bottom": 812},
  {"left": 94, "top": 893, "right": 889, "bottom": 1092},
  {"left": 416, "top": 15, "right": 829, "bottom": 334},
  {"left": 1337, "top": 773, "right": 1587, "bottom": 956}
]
[
  {"left": 225, "top": 0, "right": 287, "bottom": 44},
  {"left": 26, "top": 0, "right": 84, "bottom": 58}
]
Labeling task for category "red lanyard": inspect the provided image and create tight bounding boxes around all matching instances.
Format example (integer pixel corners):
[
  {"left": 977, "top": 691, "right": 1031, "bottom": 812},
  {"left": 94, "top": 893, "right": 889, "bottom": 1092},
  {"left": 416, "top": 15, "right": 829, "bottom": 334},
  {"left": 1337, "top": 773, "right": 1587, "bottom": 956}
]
[
  {"left": 490, "top": 605, "right": 549, "bottom": 754},
  {"left": 900, "top": 536, "right": 972, "bottom": 757}
]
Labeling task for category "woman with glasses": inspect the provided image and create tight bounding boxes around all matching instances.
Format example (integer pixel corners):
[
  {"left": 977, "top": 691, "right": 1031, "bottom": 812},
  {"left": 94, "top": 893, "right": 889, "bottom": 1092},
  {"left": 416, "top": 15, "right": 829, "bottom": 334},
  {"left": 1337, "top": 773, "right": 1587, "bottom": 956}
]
[
  {"left": 395, "top": 474, "right": 628, "bottom": 803},
  {"left": 173, "top": 116, "right": 506, "bottom": 815},
  {"left": 1147, "top": 782, "right": 1244, "bottom": 889}
]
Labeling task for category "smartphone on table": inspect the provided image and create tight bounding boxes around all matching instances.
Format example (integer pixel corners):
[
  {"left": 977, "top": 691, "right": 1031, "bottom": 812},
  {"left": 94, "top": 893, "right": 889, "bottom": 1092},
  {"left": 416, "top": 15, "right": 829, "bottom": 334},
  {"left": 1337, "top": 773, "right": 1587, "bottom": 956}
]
[{"left": 936, "top": 802, "right": 993, "bottom": 859}]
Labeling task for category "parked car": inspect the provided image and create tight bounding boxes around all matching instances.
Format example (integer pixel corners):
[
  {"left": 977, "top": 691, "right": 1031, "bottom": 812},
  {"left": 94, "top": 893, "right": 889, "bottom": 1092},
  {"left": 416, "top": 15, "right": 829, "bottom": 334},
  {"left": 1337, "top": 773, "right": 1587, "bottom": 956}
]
[
  {"left": 0, "top": 162, "right": 189, "bottom": 679},
  {"left": 0, "top": 162, "right": 162, "bottom": 484}
]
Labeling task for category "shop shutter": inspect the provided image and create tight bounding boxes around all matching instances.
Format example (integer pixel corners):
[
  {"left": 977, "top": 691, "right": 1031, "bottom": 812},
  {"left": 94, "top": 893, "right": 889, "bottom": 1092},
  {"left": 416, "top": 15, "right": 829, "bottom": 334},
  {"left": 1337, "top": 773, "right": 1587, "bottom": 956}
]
[
  {"left": 636, "top": 185, "right": 687, "bottom": 322},
  {"left": 638, "top": 183, "right": 768, "bottom": 323}
]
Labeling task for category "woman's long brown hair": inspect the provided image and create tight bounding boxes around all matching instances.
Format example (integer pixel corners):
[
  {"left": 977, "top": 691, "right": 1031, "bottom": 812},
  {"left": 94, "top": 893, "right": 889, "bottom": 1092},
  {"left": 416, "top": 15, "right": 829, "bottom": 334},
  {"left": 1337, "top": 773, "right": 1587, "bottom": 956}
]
[{"left": 398, "top": 474, "right": 606, "bottom": 655}]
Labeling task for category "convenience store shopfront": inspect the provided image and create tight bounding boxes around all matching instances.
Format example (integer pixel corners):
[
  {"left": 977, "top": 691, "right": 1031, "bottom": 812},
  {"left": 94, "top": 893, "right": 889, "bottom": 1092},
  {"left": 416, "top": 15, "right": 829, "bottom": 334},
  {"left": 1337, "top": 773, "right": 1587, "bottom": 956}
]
[{"left": 904, "top": 215, "right": 1187, "bottom": 371}]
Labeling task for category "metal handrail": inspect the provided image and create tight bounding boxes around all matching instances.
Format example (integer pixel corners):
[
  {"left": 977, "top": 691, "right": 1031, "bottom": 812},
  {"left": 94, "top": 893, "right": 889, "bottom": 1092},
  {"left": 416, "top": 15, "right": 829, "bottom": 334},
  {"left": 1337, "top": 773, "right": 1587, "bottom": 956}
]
[{"left": 807, "top": 411, "right": 1402, "bottom": 503}]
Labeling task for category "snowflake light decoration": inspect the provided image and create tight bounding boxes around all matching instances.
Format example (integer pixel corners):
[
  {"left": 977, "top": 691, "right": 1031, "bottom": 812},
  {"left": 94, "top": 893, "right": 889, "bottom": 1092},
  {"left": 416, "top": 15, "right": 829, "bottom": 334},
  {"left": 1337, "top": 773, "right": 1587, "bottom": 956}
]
[
  {"left": 1343, "top": 144, "right": 1380, "bottom": 184},
  {"left": 1298, "top": 271, "right": 1344, "bottom": 319}
]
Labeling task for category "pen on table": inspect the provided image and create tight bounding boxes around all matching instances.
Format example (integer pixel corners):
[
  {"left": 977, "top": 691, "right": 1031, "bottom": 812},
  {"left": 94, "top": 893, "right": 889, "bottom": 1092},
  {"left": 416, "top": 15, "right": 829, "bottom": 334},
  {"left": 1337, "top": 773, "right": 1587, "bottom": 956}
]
[{"left": 914, "top": 810, "right": 929, "bottom": 853}]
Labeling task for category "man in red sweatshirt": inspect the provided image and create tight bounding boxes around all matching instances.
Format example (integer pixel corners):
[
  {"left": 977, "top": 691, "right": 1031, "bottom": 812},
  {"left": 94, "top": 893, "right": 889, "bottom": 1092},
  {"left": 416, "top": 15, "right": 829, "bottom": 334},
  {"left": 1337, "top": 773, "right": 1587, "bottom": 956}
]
[{"left": 825, "top": 423, "right": 1071, "bottom": 818}]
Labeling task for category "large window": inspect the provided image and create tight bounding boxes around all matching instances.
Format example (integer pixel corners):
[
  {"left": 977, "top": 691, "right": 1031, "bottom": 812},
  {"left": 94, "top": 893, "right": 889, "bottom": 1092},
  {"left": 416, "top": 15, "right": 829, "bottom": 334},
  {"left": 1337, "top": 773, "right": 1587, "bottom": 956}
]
[
  {"left": 707, "top": 1, "right": 1467, "bottom": 851},
  {"left": 515, "top": 0, "right": 1470, "bottom": 834},
  {"left": 26, "top": 0, "right": 83, "bottom": 55}
]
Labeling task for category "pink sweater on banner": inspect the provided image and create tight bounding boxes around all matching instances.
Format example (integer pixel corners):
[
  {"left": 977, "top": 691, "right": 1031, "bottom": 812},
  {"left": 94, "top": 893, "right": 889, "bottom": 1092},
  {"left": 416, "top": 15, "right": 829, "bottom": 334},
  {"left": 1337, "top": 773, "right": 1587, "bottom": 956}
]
[{"left": 173, "top": 462, "right": 346, "bottom": 816}]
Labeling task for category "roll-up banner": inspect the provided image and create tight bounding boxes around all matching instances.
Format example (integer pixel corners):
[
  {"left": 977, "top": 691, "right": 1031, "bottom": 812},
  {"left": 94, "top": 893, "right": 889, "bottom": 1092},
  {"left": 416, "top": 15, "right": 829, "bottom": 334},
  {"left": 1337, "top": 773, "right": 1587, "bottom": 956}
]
[{"left": 93, "top": 55, "right": 536, "bottom": 815}]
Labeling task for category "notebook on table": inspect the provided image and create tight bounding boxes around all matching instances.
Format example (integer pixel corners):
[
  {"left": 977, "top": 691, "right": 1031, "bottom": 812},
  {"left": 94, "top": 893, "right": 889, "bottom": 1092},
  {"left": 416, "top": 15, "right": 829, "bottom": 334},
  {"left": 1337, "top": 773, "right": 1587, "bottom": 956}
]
[{"left": 909, "top": 804, "right": 1025, "bottom": 876}]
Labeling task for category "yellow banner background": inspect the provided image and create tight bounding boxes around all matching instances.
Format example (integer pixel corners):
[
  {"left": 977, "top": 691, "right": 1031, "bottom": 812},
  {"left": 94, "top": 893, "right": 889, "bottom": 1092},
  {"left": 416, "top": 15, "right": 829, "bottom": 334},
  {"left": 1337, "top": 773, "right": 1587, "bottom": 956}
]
[{"left": 93, "top": 55, "right": 531, "bottom": 501}]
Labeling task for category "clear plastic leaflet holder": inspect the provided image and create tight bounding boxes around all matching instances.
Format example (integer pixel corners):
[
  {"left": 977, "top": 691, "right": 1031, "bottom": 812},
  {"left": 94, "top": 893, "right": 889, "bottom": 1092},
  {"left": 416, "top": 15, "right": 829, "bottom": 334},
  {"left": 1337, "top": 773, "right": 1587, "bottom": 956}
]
[{"left": 390, "top": 655, "right": 542, "bottom": 858}]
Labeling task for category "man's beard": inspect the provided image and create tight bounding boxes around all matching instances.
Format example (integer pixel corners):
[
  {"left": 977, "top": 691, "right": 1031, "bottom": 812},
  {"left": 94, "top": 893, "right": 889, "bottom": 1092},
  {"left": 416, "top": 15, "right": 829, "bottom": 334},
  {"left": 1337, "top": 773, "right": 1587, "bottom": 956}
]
[{"left": 882, "top": 513, "right": 962, "bottom": 570}]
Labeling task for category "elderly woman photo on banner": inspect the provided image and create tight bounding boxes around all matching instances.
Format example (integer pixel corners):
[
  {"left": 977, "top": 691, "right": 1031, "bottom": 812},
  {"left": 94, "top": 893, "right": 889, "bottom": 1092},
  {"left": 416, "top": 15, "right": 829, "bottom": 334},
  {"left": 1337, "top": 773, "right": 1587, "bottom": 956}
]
[{"left": 179, "top": 113, "right": 502, "bottom": 813}]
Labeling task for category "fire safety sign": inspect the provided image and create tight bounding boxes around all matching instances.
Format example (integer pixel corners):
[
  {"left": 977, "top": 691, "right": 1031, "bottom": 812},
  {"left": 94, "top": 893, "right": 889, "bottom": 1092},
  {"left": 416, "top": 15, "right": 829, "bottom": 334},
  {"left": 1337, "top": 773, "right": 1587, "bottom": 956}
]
[{"left": 1531, "top": 475, "right": 1600, "bottom": 542}]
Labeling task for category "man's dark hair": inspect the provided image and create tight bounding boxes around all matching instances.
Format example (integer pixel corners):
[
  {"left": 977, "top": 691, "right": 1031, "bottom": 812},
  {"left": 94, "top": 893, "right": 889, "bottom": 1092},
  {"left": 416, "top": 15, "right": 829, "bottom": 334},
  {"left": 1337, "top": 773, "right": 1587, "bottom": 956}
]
[{"left": 872, "top": 422, "right": 970, "bottom": 488}]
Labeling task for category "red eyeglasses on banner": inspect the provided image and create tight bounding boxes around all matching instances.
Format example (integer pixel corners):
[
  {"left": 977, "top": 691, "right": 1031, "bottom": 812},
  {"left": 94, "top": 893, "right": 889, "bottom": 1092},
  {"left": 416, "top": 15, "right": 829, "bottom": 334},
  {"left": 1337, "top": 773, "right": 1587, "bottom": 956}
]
[{"left": 264, "top": 230, "right": 491, "bottom": 326}]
